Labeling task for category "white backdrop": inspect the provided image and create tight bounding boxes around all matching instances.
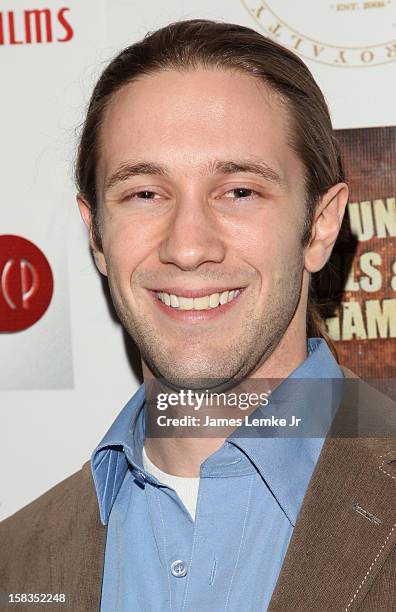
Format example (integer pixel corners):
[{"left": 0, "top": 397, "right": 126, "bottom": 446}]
[{"left": 1, "top": 0, "right": 395, "bottom": 520}]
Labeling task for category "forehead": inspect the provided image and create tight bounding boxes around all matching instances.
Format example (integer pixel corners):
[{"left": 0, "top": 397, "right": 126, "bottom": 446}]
[{"left": 98, "top": 68, "right": 302, "bottom": 186}]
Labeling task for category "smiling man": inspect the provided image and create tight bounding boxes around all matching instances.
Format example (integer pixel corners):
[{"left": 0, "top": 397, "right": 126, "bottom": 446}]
[
  {"left": 1, "top": 19, "right": 395, "bottom": 612},
  {"left": 88, "top": 67, "right": 314, "bottom": 389}
]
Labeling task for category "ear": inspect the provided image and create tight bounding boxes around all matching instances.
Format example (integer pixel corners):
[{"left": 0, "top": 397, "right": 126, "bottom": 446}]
[
  {"left": 76, "top": 194, "right": 108, "bottom": 276},
  {"left": 304, "top": 182, "right": 349, "bottom": 273}
]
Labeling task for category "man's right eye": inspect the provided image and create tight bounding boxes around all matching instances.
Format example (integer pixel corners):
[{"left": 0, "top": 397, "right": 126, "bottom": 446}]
[
  {"left": 133, "top": 190, "right": 157, "bottom": 199},
  {"left": 121, "top": 190, "right": 161, "bottom": 202}
]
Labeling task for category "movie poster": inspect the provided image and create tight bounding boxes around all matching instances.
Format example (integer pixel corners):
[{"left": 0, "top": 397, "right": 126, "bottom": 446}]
[{"left": 320, "top": 126, "right": 396, "bottom": 380}]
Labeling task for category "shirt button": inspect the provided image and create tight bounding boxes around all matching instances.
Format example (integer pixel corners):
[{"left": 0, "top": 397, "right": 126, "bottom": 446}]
[{"left": 170, "top": 559, "right": 188, "bottom": 578}]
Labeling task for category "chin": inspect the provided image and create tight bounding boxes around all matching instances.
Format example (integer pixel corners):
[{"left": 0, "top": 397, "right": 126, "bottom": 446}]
[
  {"left": 159, "top": 367, "right": 223, "bottom": 390},
  {"left": 146, "top": 355, "right": 249, "bottom": 392}
]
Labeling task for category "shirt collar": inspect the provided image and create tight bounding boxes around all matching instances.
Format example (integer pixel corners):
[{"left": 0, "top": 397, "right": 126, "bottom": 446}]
[
  {"left": 91, "top": 338, "right": 343, "bottom": 525},
  {"left": 91, "top": 384, "right": 147, "bottom": 525}
]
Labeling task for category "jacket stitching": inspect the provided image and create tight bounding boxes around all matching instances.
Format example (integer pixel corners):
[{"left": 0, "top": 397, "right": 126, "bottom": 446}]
[
  {"left": 345, "top": 451, "right": 396, "bottom": 610},
  {"left": 378, "top": 452, "right": 396, "bottom": 480},
  {"left": 345, "top": 524, "right": 396, "bottom": 611}
]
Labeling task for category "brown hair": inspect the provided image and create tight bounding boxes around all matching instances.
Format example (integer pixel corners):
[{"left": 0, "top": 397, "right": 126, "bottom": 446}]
[{"left": 75, "top": 19, "right": 345, "bottom": 348}]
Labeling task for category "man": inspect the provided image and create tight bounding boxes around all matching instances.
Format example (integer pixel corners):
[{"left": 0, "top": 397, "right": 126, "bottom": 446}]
[{"left": 1, "top": 19, "right": 395, "bottom": 612}]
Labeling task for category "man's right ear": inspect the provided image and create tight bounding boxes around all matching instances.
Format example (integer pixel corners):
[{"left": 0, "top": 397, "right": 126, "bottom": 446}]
[{"left": 76, "top": 194, "right": 108, "bottom": 276}]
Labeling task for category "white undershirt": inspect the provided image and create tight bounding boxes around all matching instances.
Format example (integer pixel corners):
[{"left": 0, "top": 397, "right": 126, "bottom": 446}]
[{"left": 142, "top": 446, "right": 200, "bottom": 520}]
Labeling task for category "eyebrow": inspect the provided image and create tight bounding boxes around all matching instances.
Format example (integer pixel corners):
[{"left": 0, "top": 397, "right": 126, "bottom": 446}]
[
  {"left": 104, "top": 162, "right": 167, "bottom": 192},
  {"left": 104, "top": 158, "right": 284, "bottom": 193},
  {"left": 209, "top": 160, "right": 284, "bottom": 185}
]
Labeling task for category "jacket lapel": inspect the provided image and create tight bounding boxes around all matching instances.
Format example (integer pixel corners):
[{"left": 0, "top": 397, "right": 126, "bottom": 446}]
[
  {"left": 268, "top": 375, "right": 396, "bottom": 611},
  {"left": 49, "top": 461, "right": 107, "bottom": 611}
]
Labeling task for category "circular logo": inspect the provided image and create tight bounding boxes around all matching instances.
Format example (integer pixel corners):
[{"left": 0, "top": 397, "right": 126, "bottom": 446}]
[
  {"left": 0, "top": 235, "right": 54, "bottom": 332},
  {"left": 242, "top": 0, "right": 396, "bottom": 67}
]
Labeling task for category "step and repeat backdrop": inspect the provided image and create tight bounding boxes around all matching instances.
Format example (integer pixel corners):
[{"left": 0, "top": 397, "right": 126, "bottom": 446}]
[{"left": 1, "top": 0, "right": 395, "bottom": 520}]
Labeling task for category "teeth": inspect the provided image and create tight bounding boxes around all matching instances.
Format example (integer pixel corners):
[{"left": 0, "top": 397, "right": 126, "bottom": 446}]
[
  {"left": 179, "top": 296, "right": 194, "bottom": 310},
  {"left": 194, "top": 296, "right": 210, "bottom": 310},
  {"left": 209, "top": 292, "right": 220, "bottom": 308},
  {"left": 219, "top": 291, "right": 229, "bottom": 305},
  {"left": 156, "top": 289, "right": 240, "bottom": 310}
]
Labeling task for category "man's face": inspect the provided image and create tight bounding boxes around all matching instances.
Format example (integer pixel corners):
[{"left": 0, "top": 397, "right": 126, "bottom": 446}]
[{"left": 93, "top": 68, "right": 309, "bottom": 387}]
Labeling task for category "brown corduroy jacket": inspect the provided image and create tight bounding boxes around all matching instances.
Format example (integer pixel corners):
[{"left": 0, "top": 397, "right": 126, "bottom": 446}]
[{"left": 1, "top": 374, "right": 395, "bottom": 611}]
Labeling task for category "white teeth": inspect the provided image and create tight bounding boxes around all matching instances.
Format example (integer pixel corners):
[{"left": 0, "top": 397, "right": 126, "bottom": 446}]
[
  {"left": 219, "top": 291, "right": 229, "bottom": 305},
  {"left": 156, "top": 289, "right": 241, "bottom": 310},
  {"left": 193, "top": 296, "right": 210, "bottom": 310},
  {"left": 179, "top": 296, "right": 194, "bottom": 310},
  {"left": 209, "top": 292, "right": 220, "bottom": 308}
]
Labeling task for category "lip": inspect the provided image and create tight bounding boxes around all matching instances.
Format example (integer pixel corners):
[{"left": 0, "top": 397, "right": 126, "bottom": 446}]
[{"left": 147, "top": 287, "right": 245, "bottom": 322}]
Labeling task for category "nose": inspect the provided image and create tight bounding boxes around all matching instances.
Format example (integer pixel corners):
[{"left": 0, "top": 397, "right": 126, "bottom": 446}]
[{"left": 159, "top": 197, "right": 226, "bottom": 270}]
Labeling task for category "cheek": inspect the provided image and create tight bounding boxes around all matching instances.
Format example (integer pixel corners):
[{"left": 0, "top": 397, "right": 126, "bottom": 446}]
[
  {"left": 101, "top": 216, "right": 156, "bottom": 282},
  {"left": 232, "top": 212, "right": 302, "bottom": 275}
]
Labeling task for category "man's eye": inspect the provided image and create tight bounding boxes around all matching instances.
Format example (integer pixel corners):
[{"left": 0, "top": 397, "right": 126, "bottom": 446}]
[
  {"left": 121, "top": 190, "right": 161, "bottom": 203},
  {"left": 134, "top": 190, "right": 158, "bottom": 199},
  {"left": 224, "top": 187, "right": 258, "bottom": 200}
]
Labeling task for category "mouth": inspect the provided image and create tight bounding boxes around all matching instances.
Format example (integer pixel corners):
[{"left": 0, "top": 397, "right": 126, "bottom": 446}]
[
  {"left": 147, "top": 287, "right": 245, "bottom": 321},
  {"left": 156, "top": 287, "right": 242, "bottom": 309}
]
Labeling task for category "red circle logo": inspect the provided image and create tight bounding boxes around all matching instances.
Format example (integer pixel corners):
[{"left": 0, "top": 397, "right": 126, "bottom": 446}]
[{"left": 0, "top": 235, "right": 54, "bottom": 332}]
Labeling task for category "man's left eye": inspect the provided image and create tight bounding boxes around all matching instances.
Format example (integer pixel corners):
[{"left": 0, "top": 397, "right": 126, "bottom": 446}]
[
  {"left": 224, "top": 188, "right": 258, "bottom": 200},
  {"left": 135, "top": 190, "right": 158, "bottom": 199}
]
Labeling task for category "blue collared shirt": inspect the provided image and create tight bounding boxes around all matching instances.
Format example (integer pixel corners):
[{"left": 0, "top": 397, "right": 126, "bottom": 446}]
[{"left": 92, "top": 338, "right": 343, "bottom": 611}]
